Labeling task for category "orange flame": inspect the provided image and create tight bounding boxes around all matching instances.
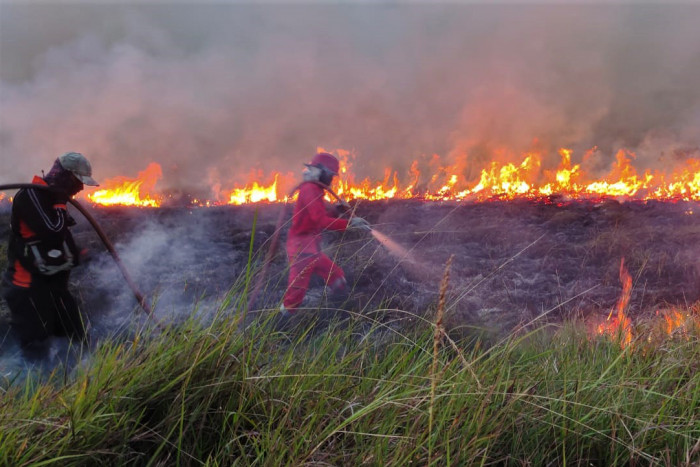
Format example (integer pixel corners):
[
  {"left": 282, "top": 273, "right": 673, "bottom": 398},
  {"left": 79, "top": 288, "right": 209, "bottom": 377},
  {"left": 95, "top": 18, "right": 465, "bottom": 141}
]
[
  {"left": 227, "top": 173, "right": 290, "bottom": 204},
  {"left": 597, "top": 258, "right": 634, "bottom": 348},
  {"left": 84, "top": 162, "right": 163, "bottom": 207},
  {"left": 654, "top": 307, "right": 698, "bottom": 339},
  {"left": 663, "top": 309, "right": 686, "bottom": 336},
  {"left": 81, "top": 146, "right": 700, "bottom": 207}
]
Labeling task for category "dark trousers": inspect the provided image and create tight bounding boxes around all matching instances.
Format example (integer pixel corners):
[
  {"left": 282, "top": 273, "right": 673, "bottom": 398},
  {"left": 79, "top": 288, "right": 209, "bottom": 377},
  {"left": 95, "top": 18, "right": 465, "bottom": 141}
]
[{"left": 2, "top": 275, "right": 86, "bottom": 352}]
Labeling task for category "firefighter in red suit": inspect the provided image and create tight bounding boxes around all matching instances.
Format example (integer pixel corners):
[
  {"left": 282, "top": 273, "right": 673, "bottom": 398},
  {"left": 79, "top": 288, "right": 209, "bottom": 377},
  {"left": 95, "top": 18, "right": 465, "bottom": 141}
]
[
  {"left": 1, "top": 152, "right": 99, "bottom": 360},
  {"left": 280, "top": 152, "right": 370, "bottom": 315}
]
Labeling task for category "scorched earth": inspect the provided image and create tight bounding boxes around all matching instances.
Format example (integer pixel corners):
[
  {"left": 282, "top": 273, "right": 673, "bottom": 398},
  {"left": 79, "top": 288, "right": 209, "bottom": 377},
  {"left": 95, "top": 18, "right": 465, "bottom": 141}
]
[{"left": 2, "top": 198, "right": 697, "bottom": 343}]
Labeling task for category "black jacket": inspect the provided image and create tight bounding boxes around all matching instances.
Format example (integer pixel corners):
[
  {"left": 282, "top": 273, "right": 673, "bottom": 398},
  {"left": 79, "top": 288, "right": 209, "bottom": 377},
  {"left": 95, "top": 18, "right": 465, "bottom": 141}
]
[{"left": 5, "top": 177, "right": 80, "bottom": 287}]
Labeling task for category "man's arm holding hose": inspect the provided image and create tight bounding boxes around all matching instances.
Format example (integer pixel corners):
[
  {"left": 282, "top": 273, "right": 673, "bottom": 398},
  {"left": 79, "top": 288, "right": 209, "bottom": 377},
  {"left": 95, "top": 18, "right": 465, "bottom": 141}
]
[{"left": 301, "top": 186, "right": 371, "bottom": 232}]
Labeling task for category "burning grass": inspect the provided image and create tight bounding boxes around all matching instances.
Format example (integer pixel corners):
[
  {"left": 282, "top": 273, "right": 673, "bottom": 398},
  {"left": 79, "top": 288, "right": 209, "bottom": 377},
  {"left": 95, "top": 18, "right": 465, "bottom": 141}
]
[
  {"left": 77, "top": 147, "right": 700, "bottom": 207},
  {"left": 0, "top": 302, "right": 698, "bottom": 465}
]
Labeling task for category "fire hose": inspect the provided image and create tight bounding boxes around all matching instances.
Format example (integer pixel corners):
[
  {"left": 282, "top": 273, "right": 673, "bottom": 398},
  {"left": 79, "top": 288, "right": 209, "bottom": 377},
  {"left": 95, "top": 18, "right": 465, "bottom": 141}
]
[
  {"left": 246, "top": 181, "right": 352, "bottom": 311},
  {"left": 0, "top": 183, "right": 153, "bottom": 318}
]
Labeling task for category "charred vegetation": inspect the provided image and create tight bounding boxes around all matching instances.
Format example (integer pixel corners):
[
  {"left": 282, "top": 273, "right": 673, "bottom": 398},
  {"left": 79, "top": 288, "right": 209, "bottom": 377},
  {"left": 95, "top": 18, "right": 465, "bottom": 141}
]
[{"left": 2, "top": 198, "right": 697, "bottom": 340}]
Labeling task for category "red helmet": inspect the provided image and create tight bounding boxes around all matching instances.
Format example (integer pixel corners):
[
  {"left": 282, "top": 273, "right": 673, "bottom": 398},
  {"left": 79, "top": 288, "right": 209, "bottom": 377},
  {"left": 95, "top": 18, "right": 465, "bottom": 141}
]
[{"left": 309, "top": 152, "right": 339, "bottom": 175}]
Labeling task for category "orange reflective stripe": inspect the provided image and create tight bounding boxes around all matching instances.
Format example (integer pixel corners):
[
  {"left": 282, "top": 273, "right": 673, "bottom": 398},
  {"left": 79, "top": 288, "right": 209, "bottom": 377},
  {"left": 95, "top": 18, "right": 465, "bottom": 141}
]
[
  {"left": 12, "top": 260, "right": 31, "bottom": 288},
  {"left": 19, "top": 219, "right": 35, "bottom": 238}
]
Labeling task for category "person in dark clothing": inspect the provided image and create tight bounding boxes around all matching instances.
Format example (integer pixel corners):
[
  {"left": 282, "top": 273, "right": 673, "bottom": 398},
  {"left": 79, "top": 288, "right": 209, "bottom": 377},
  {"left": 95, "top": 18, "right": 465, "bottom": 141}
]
[
  {"left": 2, "top": 152, "right": 99, "bottom": 359},
  {"left": 280, "top": 152, "right": 370, "bottom": 315}
]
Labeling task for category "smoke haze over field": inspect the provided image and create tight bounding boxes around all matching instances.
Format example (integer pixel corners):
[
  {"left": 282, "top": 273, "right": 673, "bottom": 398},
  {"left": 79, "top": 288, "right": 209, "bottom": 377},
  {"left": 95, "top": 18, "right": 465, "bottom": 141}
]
[{"left": 1, "top": 2, "right": 699, "bottom": 194}]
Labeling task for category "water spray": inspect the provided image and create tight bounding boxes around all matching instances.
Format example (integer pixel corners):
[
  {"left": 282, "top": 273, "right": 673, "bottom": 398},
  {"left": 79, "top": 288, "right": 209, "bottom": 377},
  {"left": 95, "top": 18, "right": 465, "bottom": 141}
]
[
  {"left": 369, "top": 228, "right": 417, "bottom": 264},
  {"left": 0, "top": 183, "right": 153, "bottom": 319}
]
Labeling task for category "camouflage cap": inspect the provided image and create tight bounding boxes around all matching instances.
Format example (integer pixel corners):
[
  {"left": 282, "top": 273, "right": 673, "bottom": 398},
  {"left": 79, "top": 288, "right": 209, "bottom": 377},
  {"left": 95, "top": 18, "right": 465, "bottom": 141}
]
[{"left": 58, "top": 152, "right": 99, "bottom": 186}]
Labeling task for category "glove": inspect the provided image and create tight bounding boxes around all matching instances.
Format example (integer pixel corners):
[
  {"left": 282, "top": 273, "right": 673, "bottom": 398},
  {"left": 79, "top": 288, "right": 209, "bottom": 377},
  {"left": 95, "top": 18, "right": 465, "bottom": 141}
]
[{"left": 348, "top": 216, "right": 371, "bottom": 232}]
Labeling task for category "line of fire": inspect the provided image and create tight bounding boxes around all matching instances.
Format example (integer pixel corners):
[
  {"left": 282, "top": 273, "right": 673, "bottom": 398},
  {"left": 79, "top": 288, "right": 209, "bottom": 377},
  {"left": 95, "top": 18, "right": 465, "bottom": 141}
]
[{"left": 2, "top": 147, "right": 689, "bottom": 208}]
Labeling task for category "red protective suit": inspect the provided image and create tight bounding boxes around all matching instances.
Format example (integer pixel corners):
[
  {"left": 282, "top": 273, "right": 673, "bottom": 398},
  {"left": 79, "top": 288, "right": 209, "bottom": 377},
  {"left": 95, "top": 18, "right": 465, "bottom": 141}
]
[{"left": 282, "top": 182, "right": 349, "bottom": 311}]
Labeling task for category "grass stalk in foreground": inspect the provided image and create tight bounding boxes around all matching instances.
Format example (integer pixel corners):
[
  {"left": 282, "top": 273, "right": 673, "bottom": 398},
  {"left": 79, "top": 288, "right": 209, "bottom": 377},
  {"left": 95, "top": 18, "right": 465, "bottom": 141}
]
[
  {"left": 0, "top": 302, "right": 698, "bottom": 465},
  {"left": 429, "top": 254, "right": 453, "bottom": 465}
]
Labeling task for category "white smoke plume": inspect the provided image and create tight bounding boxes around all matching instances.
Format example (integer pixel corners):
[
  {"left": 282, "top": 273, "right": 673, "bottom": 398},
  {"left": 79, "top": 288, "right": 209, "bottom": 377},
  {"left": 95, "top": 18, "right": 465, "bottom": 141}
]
[
  {"left": 78, "top": 209, "right": 250, "bottom": 329},
  {"left": 1, "top": 2, "right": 699, "bottom": 193}
]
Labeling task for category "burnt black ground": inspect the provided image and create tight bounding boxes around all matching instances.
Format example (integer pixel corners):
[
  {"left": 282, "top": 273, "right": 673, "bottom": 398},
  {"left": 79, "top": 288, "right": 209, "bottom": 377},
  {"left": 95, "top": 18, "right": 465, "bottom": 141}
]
[{"left": 1, "top": 198, "right": 699, "bottom": 349}]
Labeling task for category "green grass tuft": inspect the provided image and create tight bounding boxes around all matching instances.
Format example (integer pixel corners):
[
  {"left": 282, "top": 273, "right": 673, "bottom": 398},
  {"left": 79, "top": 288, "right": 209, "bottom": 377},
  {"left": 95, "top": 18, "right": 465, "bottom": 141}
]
[{"left": 0, "top": 305, "right": 698, "bottom": 466}]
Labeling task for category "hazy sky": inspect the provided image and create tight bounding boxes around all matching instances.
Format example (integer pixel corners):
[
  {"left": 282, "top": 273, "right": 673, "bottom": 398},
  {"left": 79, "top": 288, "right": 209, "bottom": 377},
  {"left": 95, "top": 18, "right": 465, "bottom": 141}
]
[{"left": 1, "top": 1, "right": 699, "bottom": 193}]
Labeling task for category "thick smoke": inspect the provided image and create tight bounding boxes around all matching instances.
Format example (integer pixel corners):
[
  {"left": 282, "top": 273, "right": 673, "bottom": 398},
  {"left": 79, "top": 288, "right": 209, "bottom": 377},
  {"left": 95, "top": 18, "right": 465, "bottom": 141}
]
[
  {"left": 1, "top": 3, "right": 699, "bottom": 192},
  {"left": 73, "top": 207, "right": 254, "bottom": 335}
]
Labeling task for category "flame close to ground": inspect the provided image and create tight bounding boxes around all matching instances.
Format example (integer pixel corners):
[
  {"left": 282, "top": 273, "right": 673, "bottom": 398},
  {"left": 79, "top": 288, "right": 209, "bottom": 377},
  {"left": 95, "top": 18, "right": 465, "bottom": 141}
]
[
  {"left": 227, "top": 173, "right": 288, "bottom": 204},
  {"left": 77, "top": 147, "right": 700, "bottom": 208},
  {"left": 596, "top": 258, "right": 634, "bottom": 348},
  {"left": 86, "top": 163, "right": 163, "bottom": 207},
  {"left": 593, "top": 259, "right": 699, "bottom": 348}
]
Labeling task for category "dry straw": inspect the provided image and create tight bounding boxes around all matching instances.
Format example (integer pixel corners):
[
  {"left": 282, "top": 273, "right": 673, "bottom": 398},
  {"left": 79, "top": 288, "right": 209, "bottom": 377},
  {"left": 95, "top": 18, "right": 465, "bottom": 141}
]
[{"left": 429, "top": 254, "right": 453, "bottom": 463}]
